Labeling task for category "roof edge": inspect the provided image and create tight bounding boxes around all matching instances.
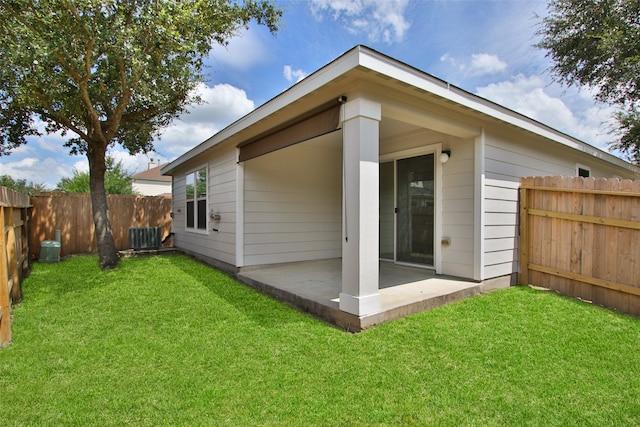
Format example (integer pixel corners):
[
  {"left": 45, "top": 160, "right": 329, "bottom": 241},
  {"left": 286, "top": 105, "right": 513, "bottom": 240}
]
[
  {"left": 163, "top": 45, "right": 639, "bottom": 176},
  {"left": 163, "top": 45, "right": 366, "bottom": 175}
]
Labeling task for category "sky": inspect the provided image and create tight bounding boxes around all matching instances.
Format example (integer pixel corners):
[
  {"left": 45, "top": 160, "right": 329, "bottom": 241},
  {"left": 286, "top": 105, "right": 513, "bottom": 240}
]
[{"left": 1, "top": 0, "right": 622, "bottom": 188}]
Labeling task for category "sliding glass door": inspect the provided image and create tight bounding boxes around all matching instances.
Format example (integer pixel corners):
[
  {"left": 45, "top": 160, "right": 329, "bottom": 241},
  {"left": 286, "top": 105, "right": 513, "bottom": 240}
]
[
  {"left": 379, "top": 154, "right": 435, "bottom": 266},
  {"left": 379, "top": 161, "right": 395, "bottom": 261}
]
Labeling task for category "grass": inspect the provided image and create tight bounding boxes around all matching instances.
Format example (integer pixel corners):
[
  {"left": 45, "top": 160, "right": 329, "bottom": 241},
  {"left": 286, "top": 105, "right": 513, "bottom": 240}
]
[{"left": 1, "top": 254, "right": 640, "bottom": 426}]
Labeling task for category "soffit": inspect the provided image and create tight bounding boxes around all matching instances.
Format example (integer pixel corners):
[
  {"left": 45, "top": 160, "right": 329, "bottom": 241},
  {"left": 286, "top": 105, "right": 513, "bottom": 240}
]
[{"left": 164, "top": 46, "right": 640, "bottom": 176}]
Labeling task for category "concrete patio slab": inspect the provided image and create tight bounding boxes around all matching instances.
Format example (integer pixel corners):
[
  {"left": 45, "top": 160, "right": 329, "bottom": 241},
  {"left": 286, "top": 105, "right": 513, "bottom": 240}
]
[{"left": 238, "top": 259, "right": 490, "bottom": 331}]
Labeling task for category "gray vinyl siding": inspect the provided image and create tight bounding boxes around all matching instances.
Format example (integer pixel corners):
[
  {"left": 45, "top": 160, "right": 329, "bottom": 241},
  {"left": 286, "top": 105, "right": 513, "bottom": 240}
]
[
  {"left": 242, "top": 135, "right": 342, "bottom": 266},
  {"left": 171, "top": 143, "right": 237, "bottom": 266},
  {"left": 441, "top": 138, "right": 474, "bottom": 278},
  {"left": 380, "top": 131, "right": 476, "bottom": 278},
  {"left": 483, "top": 130, "right": 553, "bottom": 278},
  {"left": 171, "top": 175, "right": 186, "bottom": 235},
  {"left": 483, "top": 178, "right": 519, "bottom": 278},
  {"left": 481, "top": 127, "right": 636, "bottom": 279}
]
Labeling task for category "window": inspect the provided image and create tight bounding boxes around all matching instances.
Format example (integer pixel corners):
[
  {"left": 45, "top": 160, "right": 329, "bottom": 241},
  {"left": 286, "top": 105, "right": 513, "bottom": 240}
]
[
  {"left": 577, "top": 166, "right": 591, "bottom": 178},
  {"left": 186, "top": 167, "right": 207, "bottom": 231}
]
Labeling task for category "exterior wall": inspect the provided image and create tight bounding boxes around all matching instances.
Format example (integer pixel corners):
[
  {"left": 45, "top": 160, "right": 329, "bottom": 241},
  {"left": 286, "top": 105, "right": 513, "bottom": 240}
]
[
  {"left": 380, "top": 130, "right": 476, "bottom": 279},
  {"left": 441, "top": 138, "right": 475, "bottom": 279},
  {"left": 132, "top": 179, "right": 171, "bottom": 196},
  {"left": 242, "top": 135, "right": 342, "bottom": 266},
  {"left": 483, "top": 177, "right": 519, "bottom": 279},
  {"left": 482, "top": 126, "right": 638, "bottom": 279},
  {"left": 172, "top": 143, "right": 237, "bottom": 266},
  {"left": 169, "top": 103, "right": 639, "bottom": 282}
]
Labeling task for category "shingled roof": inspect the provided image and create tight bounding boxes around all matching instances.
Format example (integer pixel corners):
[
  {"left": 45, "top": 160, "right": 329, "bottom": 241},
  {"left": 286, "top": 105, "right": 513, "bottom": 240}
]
[{"left": 132, "top": 163, "right": 172, "bottom": 182}]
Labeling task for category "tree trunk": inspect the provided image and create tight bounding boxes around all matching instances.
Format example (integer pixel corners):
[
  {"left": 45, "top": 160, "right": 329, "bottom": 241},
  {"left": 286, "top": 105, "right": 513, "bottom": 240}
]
[{"left": 87, "top": 143, "right": 119, "bottom": 269}]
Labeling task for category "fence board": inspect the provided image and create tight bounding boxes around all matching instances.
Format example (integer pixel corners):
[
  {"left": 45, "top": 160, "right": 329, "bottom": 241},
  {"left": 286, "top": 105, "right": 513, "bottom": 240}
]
[
  {"left": 29, "top": 193, "right": 172, "bottom": 258},
  {"left": 0, "top": 187, "right": 31, "bottom": 347},
  {"left": 579, "top": 177, "right": 594, "bottom": 302},
  {"left": 520, "top": 177, "right": 640, "bottom": 316}
]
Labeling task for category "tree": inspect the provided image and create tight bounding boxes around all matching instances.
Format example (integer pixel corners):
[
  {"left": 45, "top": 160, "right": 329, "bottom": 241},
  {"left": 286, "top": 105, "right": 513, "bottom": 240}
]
[
  {"left": 0, "top": 175, "right": 46, "bottom": 195},
  {"left": 0, "top": 0, "right": 281, "bottom": 268},
  {"left": 57, "top": 157, "right": 135, "bottom": 194},
  {"left": 537, "top": 0, "right": 640, "bottom": 162}
]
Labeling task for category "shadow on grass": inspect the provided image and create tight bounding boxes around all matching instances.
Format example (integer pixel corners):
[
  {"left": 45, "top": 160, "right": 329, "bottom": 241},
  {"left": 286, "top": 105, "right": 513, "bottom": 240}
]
[
  {"left": 25, "top": 256, "right": 116, "bottom": 300},
  {"left": 159, "top": 253, "right": 323, "bottom": 330}
]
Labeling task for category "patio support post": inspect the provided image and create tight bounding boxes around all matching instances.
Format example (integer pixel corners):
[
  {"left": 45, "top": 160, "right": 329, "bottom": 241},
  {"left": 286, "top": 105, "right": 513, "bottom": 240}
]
[{"left": 340, "top": 98, "right": 381, "bottom": 316}]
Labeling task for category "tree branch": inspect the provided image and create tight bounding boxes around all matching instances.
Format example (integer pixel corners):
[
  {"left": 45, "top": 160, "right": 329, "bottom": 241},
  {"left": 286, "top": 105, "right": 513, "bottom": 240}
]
[
  {"left": 120, "top": 106, "right": 160, "bottom": 123},
  {"left": 32, "top": 87, "right": 90, "bottom": 145},
  {"left": 103, "top": 56, "right": 132, "bottom": 141}
]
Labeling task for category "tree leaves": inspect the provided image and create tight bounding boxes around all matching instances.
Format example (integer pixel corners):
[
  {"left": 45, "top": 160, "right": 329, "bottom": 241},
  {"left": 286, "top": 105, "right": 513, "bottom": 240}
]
[
  {"left": 0, "top": 0, "right": 281, "bottom": 268},
  {"left": 0, "top": 0, "right": 282, "bottom": 156},
  {"left": 56, "top": 156, "right": 135, "bottom": 194},
  {"left": 537, "top": 0, "right": 640, "bottom": 162}
]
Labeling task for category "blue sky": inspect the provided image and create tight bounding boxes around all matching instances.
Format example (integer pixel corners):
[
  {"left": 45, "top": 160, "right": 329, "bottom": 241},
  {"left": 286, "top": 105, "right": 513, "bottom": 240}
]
[{"left": 1, "top": 0, "right": 620, "bottom": 188}]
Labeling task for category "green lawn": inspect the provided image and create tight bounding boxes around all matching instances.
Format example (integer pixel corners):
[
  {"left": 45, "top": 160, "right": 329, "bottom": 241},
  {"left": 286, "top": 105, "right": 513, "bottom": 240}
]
[{"left": 1, "top": 254, "right": 639, "bottom": 426}]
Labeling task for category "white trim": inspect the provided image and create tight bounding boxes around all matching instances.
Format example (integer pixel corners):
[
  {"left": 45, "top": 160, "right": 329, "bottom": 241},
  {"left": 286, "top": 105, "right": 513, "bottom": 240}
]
[
  {"left": 474, "top": 130, "right": 485, "bottom": 281},
  {"left": 340, "top": 102, "right": 381, "bottom": 314},
  {"left": 378, "top": 143, "right": 442, "bottom": 272},
  {"left": 343, "top": 97, "right": 382, "bottom": 122},
  {"left": 379, "top": 145, "right": 440, "bottom": 162},
  {"left": 382, "top": 98, "right": 480, "bottom": 139},
  {"left": 576, "top": 163, "right": 591, "bottom": 178},
  {"left": 339, "top": 292, "right": 381, "bottom": 316},
  {"left": 184, "top": 163, "right": 209, "bottom": 235},
  {"left": 163, "top": 46, "right": 640, "bottom": 179},
  {"left": 163, "top": 46, "right": 639, "bottom": 178},
  {"left": 434, "top": 145, "right": 444, "bottom": 274},
  {"left": 235, "top": 150, "right": 245, "bottom": 267}
]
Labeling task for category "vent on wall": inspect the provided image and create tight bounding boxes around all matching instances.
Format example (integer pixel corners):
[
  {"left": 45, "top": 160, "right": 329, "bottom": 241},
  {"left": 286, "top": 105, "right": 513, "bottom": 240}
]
[{"left": 129, "top": 227, "right": 162, "bottom": 250}]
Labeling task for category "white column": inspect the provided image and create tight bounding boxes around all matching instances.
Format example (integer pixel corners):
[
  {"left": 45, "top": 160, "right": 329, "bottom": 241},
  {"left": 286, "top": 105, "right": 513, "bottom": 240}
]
[
  {"left": 473, "top": 129, "right": 485, "bottom": 281},
  {"left": 340, "top": 98, "right": 381, "bottom": 316},
  {"left": 235, "top": 152, "right": 245, "bottom": 268}
]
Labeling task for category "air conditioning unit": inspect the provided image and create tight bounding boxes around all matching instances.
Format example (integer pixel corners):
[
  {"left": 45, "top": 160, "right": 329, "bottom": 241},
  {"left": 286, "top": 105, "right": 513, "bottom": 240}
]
[
  {"left": 129, "top": 227, "right": 162, "bottom": 250},
  {"left": 40, "top": 240, "right": 61, "bottom": 262}
]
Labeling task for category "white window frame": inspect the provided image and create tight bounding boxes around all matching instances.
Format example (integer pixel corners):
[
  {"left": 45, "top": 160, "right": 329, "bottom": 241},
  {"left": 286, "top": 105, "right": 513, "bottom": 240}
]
[
  {"left": 576, "top": 163, "right": 591, "bottom": 178},
  {"left": 185, "top": 165, "right": 208, "bottom": 234}
]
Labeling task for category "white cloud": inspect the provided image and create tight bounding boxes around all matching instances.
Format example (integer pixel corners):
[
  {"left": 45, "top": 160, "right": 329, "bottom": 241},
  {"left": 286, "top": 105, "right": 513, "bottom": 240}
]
[
  {"left": 476, "top": 75, "right": 617, "bottom": 149},
  {"left": 283, "top": 65, "right": 308, "bottom": 83},
  {"left": 123, "top": 82, "right": 256, "bottom": 171},
  {"left": 310, "top": 0, "right": 411, "bottom": 43},
  {"left": 182, "top": 83, "right": 255, "bottom": 128},
  {"left": 1, "top": 156, "right": 75, "bottom": 189},
  {"left": 469, "top": 54, "right": 507, "bottom": 75},
  {"left": 208, "top": 27, "right": 268, "bottom": 70},
  {"left": 0, "top": 82, "right": 257, "bottom": 187},
  {"left": 441, "top": 52, "right": 507, "bottom": 77},
  {"left": 162, "top": 83, "right": 253, "bottom": 149},
  {"left": 71, "top": 159, "right": 89, "bottom": 174}
]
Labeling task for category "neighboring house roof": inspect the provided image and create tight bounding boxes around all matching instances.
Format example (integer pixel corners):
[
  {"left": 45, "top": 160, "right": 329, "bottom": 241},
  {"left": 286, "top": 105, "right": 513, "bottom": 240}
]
[
  {"left": 163, "top": 45, "right": 640, "bottom": 176},
  {"left": 132, "top": 163, "right": 172, "bottom": 182}
]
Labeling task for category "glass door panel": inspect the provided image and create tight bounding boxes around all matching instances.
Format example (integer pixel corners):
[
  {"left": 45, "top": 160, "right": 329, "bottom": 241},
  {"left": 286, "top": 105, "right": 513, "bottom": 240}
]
[
  {"left": 379, "top": 161, "right": 395, "bottom": 260},
  {"left": 396, "top": 154, "right": 434, "bottom": 266}
]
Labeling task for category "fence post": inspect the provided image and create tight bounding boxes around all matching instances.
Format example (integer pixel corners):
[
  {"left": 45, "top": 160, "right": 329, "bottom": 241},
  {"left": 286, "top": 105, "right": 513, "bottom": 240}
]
[
  {"left": 0, "top": 205, "right": 10, "bottom": 346},
  {"left": 518, "top": 182, "right": 529, "bottom": 286}
]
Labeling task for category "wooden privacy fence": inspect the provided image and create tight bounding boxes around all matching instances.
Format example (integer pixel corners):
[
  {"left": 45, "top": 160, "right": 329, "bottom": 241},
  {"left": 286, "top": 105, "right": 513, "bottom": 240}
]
[
  {"left": 29, "top": 193, "right": 172, "bottom": 258},
  {"left": 519, "top": 176, "right": 640, "bottom": 316},
  {"left": 1, "top": 187, "right": 31, "bottom": 346}
]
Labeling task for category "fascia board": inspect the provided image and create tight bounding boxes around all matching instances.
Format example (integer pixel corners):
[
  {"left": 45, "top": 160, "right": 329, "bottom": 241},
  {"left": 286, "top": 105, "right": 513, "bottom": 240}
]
[
  {"left": 357, "top": 47, "right": 640, "bottom": 175},
  {"left": 163, "top": 48, "right": 362, "bottom": 175},
  {"left": 163, "top": 45, "right": 640, "bottom": 176}
]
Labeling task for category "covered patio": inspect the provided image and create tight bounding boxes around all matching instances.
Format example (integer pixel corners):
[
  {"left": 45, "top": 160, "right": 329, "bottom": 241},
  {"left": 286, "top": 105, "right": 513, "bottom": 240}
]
[{"left": 238, "top": 260, "right": 489, "bottom": 331}]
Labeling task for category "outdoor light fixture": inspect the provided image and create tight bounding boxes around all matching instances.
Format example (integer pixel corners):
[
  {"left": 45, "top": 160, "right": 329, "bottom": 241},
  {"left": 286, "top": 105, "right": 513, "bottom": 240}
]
[{"left": 440, "top": 150, "right": 451, "bottom": 163}]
